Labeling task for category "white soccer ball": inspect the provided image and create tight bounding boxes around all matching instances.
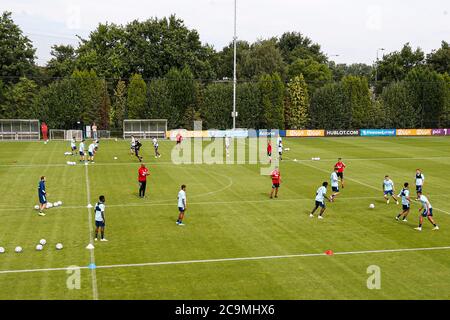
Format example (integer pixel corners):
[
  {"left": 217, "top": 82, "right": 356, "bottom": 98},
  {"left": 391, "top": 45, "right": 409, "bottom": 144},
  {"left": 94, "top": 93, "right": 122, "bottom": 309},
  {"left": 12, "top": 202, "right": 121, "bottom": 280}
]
[
  {"left": 53, "top": 202, "right": 59, "bottom": 207},
  {"left": 114, "top": 157, "right": 118, "bottom": 160},
  {"left": 57, "top": 201, "right": 62, "bottom": 206},
  {"left": 369, "top": 203, "right": 375, "bottom": 209},
  {"left": 40, "top": 239, "right": 46, "bottom": 245},
  {"left": 15, "top": 246, "right": 23, "bottom": 253},
  {"left": 34, "top": 205, "right": 40, "bottom": 210},
  {"left": 47, "top": 203, "right": 53, "bottom": 208},
  {"left": 0, "top": 247, "right": 5, "bottom": 254},
  {"left": 36, "top": 244, "right": 43, "bottom": 251},
  {"left": 56, "top": 243, "right": 63, "bottom": 250}
]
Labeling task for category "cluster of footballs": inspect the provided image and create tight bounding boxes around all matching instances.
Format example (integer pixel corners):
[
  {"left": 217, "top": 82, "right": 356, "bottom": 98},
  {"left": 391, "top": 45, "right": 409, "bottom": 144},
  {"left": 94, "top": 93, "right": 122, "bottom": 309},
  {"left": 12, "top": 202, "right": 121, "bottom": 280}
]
[
  {"left": 0, "top": 239, "right": 63, "bottom": 254},
  {"left": 34, "top": 200, "right": 63, "bottom": 210}
]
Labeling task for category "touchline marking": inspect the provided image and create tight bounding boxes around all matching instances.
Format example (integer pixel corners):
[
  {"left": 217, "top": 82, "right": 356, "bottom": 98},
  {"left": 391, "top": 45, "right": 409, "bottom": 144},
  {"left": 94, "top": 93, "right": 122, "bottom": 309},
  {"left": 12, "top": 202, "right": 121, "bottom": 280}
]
[
  {"left": 1, "top": 246, "right": 450, "bottom": 275},
  {"left": 84, "top": 164, "right": 99, "bottom": 301}
]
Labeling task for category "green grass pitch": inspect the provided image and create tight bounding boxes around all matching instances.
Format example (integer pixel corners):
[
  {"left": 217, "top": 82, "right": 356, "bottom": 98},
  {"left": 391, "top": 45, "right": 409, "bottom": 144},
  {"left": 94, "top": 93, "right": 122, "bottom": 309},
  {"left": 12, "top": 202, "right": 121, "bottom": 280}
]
[{"left": 0, "top": 136, "right": 449, "bottom": 300}]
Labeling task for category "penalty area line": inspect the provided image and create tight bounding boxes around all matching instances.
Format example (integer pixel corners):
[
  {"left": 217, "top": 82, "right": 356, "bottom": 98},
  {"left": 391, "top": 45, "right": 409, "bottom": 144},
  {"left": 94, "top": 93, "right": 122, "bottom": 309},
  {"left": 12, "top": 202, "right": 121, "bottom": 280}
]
[{"left": 1, "top": 246, "right": 450, "bottom": 275}]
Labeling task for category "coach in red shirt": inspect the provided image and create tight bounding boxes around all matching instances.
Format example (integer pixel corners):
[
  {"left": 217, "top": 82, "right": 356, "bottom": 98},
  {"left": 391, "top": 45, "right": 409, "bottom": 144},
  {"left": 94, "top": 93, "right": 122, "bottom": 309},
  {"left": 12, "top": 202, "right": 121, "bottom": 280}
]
[
  {"left": 138, "top": 164, "right": 150, "bottom": 198},
  {"left": 334, "top": 158, "right": 346, "bottom": 188}
]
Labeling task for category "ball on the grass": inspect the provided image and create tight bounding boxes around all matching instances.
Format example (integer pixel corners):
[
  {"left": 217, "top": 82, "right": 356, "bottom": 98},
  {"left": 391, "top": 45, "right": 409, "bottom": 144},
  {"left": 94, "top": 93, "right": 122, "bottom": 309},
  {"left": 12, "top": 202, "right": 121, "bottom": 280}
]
[
  {"left": 57, "top": 201, "right": 62, "bottom": 206},
  {"left": 40, "top": 239, "right": 46, "bottom": 245},
  {"left": 36, "top": 244, "right": 43, "bottom": 251},
  {"left": 53, "top": 202, "right": 59, "bottom": 207},
  {"left": 34, "top": 205, "right": 39, "bottom": 210},
  {"left": 56, "top": 243, "right": 63, "bottom": 250},
  {"left": 47, "top": 203, "right": 53, "bottom": 208},
  {"left": 0, "top": 247, "right": 5, "bottom": 254},
  {"left": 15, "top": 246, "right": 22, "bottom": 253},
  {"left": 114, "top": 157, "right": 118, "bottom": 160},
  {"left": 369, "top": 203, "right": 375, "bottom": 209}
]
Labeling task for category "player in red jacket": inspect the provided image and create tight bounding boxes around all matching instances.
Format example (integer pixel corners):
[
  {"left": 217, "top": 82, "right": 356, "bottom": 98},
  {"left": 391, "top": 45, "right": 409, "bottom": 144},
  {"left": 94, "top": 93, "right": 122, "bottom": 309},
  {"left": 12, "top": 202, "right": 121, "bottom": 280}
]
[
  {"left": 138, "top": 164, "right": 150, "bottom": 198},
  {"left": 267, "top": 141, "right": 272, "bottom": 163},
  {"left": 270, "top": 167, "right": 281, "bottom": 198},
  {"left": 334, "top": 158, "right": 346, "bottom": 188}
]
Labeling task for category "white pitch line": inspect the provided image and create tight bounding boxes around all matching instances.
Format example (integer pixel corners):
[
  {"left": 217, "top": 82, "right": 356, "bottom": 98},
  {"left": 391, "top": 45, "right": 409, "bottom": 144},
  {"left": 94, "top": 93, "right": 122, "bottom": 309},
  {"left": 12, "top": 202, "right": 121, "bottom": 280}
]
[
  {"left": 84, "top": 164, "right": 99, "bottom": 300},
  {"left": 1, "top": 246, "right": 450, "bottom": 275}
]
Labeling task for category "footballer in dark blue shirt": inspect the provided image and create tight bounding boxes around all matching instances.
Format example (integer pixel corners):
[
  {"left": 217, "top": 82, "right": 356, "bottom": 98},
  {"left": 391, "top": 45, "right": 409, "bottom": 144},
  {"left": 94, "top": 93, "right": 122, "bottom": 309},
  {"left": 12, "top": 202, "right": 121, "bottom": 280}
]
[{"left": 38, "top": 176, "right": 47, "bottom": 216}]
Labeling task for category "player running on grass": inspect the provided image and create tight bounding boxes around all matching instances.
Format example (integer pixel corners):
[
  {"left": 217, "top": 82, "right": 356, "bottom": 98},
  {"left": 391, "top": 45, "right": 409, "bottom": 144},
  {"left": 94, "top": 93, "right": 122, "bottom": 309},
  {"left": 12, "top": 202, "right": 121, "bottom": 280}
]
[
  {"left": 70, "top": 137, "right": 77, "bottom": 155},
  {"left": 176, "top": 185, "right": 187, "bottom": 226},
  {"left": 270, "top": 167, "right": 281, "bottom": 198},
  {"left": 79, "top": 139, "right": 86, "bottom": 162},
  {"left": 334, "top": 158, "right": 346, "bottom": 188},
  {"left": 414, "top": 191, "right": 439, "bottom": 231},
  {"left": 130, "top": 135, "right": 136, "bottom": 155},
  {"left": 330, "top": 167, "right": 340, "bottom": 201},
  {"left": 396, "top": 182, "right": 411, "bottom": 222},
  {"left": 37, "top": 176, "right": 47, "bottom": 216},
  {"left": 94, "top": 195, "right": 108, "bottom": 241},
  {"left": 134, "top": 139, "right": 143, "bottom": 162},
  {"left": 152, "top": 137, "right": 161, "bottom": 158},
  {"left": 415, "top": 169, "right": 425, "bottom": 200},
  {"left": 383, "top": 175, "right": 399, "bottom": 204},
  {"left": 310, "top": 182, "right": 332, "bottom": 219}
]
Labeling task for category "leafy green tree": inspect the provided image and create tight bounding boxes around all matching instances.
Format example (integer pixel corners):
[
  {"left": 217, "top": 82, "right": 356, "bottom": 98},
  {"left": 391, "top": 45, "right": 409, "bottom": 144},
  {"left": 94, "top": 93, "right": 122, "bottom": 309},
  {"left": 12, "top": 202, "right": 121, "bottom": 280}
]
[
  {"left": 341, "top": 76, "right": 373, "bottom": 128},
  {"left": 405, "top": 67, "right": 447, "bottom": 128},
  {"left": 376, "top": 43, "right": 425, "bottom": 92},
  {"left": 148, "top": 79, "right": 171, "bottom": 120},
  {"left": 0, "top": 12, "right": 36, "bottom": 83},
  {"left": 236, "top": 82, "right": 261, "bottom": 129},
  {"left": 46, "top": 45, "right": 77, "bottom": 78},
  {"left": 241, "top": 39, "right": 286, "bottom": 80},
  {"left": 271, "top": 73, "right": 285, "bottom": 129},
  {"left": 381, "top": 81, "right": 418, "bottom": 128},
  {"left": 426, "top": 41, "right": 450, "bottom": 75},
  {"left": 110, "top": 80, "right": 127, "bottom": 129},
  {"left": 288, "top": 58, "right": 332, "bottom": 93},
  {"left": 310, "top": 82, "right": 349, "bottom": 129},
  {"left": 330, "top": 62, "right": 373, "bottom": 81},
  {"left": 200, "top": 83, "right": 233, "bottom": 129},
  {"left": 259, "top": 73, "right": 273, "bottom": 128},
  {"left": 277, "top": 32, "right": 327, "bottom": 64},
  {"left": 215, "top": 41, "right": 250, "bottom": 80},
  {"left": 127, "top": 74, "right": 147, "bottom": 119},
  {"left": 285, "top": 75, "right": 309, "bottom": 129},
  {"left": 1, "top": 77, "right": 38, "bottom": 118}
]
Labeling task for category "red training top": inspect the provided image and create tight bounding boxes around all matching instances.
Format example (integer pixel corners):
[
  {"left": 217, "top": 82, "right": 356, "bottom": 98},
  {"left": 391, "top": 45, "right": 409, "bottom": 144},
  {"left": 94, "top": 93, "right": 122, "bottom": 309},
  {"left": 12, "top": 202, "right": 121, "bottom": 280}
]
[
  {"left": 138, "top": 167, "right": 149, "bottom": 182},
  {"left": 271, "top": 170, "right": 281, "bottom": 184},
  {"left": 335, "top": 161, "right": 346, "bottom": 173},
  {"left": 267, "top": 144, "right": 272, "bottom": 153}
]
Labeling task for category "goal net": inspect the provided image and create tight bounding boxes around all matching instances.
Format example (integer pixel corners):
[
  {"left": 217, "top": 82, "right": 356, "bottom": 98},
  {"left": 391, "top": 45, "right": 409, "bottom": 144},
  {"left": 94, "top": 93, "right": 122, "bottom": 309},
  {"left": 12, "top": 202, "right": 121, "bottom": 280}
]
[
  {"left": 123, "top": 119, "right": 168, "bottom": 139},
  {"left": 0, "top": 119, "right": 40, "bottom": 140},
  {"left": 50, "top": 129, "right": 83, "bottom": 141}
]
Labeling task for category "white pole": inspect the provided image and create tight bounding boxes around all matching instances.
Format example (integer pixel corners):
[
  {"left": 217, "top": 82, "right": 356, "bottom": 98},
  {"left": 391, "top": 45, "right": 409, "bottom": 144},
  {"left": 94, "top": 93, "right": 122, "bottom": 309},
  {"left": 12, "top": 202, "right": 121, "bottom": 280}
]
[{"left": 232, "top": 0, "right": 237, "bottom": 130}]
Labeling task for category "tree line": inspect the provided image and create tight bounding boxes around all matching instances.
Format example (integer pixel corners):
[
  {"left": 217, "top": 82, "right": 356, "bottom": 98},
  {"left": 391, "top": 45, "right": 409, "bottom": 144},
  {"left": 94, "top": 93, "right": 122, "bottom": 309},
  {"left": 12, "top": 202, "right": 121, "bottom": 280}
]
[{"left": 0, "top": 11, "right": 449, "bottom": 130}]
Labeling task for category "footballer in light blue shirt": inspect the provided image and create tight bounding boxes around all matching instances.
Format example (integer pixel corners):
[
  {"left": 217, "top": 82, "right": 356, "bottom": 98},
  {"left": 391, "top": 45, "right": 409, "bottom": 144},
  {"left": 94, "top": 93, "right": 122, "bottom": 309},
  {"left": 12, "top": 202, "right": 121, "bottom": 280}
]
[
  {"left": 396, "top": 182, "right": 411, "bottom": 222},
  {"left": 414, "top": 191, "right": 439, "bottom": 231},
  {"left": 382, "top": 175, "right": 399, "bottom": 205},
  {"left": 176, "top": 185, "right": 187, "bottom": 226},
  {"left": 310, "top": 182, "right": 331, "bottom": 219}
]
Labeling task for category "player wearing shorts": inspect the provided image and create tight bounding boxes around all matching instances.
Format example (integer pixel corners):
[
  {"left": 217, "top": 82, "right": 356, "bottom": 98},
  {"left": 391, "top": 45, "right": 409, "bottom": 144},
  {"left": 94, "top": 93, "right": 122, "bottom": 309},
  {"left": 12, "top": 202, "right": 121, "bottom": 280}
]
[
  {"left": 396, "top": 182, "right": 411, "bottom": 222},
  {"left": 334, "top": 158, "right": 346, "bottom": 188},
  {"left": 270, "top": 167, "right": 281, "bottom": 198},
  {"left": 79, "top": 140, "right": 86, "bottom": 162},
  {"left": 176, "top": 133, "right": 182, "bottom": 147},
  {"left": 134, "top": 139, "right": 143, "bottom": 162},
  {"left": 70, "top": 137, "right": 77, "bottom": 155},
  {"left": 267, "top": 141, "right": 272, "bottom": 163},
  {"left": 37, "top": 176, "right": 47, "bottom": 216},
  {"left": 278, "top": 141, "right": 283, "bottom": 161},
  {"left": 176, "top": 185, "right": 187, "bottom": 226},
  {"left": 88, "top": 142, "right": 96, "bottom": 163},
  {"left": 415, "top": 169, "right": 425, "bottom": 200},
  {"left": 310, "top": 182, "right": 331, "bottom": 219},
  {"left": 130, "top": 136, "right": 136, "bottom": 155},
  {"left": 152, "top": 137, "right": 161, "bottom": 158},
  {"left": 330, "top": 167, "right": 340, "bottom": 201},
  {"left": 94, "top": 195, "right": 108, "bottom": 241},
  {"left": 383, "top": 175, "right": 399, "bottom": 204},
  {"left": 414, "top": 191, "right": 439, "bottom": 231}
]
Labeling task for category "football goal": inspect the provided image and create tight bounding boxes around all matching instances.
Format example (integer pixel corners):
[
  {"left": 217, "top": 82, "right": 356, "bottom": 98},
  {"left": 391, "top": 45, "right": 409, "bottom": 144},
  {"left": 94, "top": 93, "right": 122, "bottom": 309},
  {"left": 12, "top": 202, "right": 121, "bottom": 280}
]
[
  {"left": 49, "top": 129, "right": 83, "bottom": 141},
  {"left": 123, "top": 119, "right": 168, "bottom": 139},
  {"left": 0, "top": 119, "right": 40, "bottom": 140}
]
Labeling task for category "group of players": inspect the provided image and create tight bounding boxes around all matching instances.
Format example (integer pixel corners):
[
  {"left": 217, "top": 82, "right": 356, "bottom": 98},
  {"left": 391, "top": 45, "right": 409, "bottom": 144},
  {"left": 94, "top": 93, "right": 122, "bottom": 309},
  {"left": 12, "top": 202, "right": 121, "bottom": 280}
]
[
  {"left": 70, "top": 136, "right": 99, "bottom": 163},
  {"left": 130, "top": 135, "right": 162, "bottom": 162}
]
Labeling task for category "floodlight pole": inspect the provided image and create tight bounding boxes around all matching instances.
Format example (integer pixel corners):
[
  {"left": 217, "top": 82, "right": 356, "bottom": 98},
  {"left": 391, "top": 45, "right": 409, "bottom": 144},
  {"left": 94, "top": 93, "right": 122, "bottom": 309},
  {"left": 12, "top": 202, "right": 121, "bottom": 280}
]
[{"left": 232, "top": 0, "right": 237, "bottom": 130}]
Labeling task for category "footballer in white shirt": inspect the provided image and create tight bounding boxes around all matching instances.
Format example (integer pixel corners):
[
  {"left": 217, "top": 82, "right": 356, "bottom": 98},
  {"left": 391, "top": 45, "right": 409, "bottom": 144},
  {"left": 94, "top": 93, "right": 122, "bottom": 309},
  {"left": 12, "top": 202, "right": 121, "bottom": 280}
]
[
  {"left": 330, "top": 167, "right": 340, "bottom": 201},
  {"left": 382, "top": 175, "right": 399, "bottom": 204},
  {"left": 176, "top": 185, "right": 187, "bottom": 226},
  {"left": 396, "top": 182, "right": 411, "bottom": 222},
  {"left": 414, "top": 191, "right": 439, "bottom": 231},
  {"left": 310, "top": 182, "right": 331, "bottom": 219}
]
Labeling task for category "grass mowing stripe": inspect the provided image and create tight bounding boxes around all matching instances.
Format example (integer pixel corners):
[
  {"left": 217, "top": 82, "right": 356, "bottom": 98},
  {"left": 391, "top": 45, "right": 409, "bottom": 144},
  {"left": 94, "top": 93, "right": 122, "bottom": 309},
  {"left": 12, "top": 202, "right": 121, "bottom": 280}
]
[
  {"left": 1, "top": 246, "right": 450, "bottom": 275},
  {"left": 84, "top": 164, "right": 99, "bottom": 300}
]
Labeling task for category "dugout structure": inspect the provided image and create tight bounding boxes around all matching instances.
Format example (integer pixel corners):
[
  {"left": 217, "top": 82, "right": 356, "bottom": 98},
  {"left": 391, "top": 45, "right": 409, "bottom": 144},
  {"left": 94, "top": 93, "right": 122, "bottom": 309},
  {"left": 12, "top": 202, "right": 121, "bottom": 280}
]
[
  {"left": 0, "top": 119, "right": 40, "bottom": 140},
  {"left": 123, "top": 119, "right": 168, "bottom": 139}
]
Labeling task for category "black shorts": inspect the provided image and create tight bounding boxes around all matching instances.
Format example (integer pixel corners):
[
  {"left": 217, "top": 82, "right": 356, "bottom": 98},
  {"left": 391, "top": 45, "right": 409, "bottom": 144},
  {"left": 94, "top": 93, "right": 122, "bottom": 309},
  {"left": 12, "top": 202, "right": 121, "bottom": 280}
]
[
  {"left": 337, "top": 172, "right": 344, "bottom": 179},
  {"left": 332, "top": 186, "right": 339, "bottom": 192},
  {"left": 267, "top": 152, "right": 272, "bottom": 156},
  {"left": 402, "top": 204, "right": 410, "bottom": 211},
  {"left": 95, "top": 221, "right": 105, "bottom": 228},
  {"left": 416, "top": 185, "right": 423, "bottom": 192},
  {"left": 272, "top": 183, "right": 280, "bottom": 188},
  {"left": 421, "top": 208, "right": 433, "bottom": 217},
  {"left": 315, "top": 200, "right": 325, "bottom": 208}
]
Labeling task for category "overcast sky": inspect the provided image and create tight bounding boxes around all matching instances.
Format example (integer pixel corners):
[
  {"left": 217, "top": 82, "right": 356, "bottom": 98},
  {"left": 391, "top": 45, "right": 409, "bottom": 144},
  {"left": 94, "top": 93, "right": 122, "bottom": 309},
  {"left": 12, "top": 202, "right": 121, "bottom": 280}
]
[{"left": 1, "top": 0, "right": 449, "bottom": 66}]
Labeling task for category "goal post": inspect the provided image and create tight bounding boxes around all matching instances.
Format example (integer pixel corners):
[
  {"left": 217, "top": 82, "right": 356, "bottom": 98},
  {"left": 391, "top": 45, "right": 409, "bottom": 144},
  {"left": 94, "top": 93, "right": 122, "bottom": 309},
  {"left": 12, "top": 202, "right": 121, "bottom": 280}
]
[
  {"left": 0, "top": 119, "right": 40, "bottom": 141},
  {"left": 123, "top": 119, "right": 168, "bottom": 139},
  {"left": 49, "top": 129, "right": 83, "bottom": 141}
]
